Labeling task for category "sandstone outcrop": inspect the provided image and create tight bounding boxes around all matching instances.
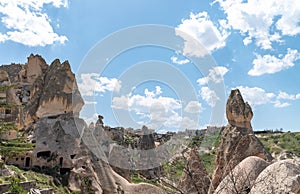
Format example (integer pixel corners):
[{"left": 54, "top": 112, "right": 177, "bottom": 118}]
[
  {"left": 1, "top": 55, "right": 166, "bottom": 193},
  {"left": 24, "top": 57, "right": 84, "bottom": 125},
  {"left": 214, "top": 156, "right": 270, "bottom": 194},
  {"left": 0, "top": 54, "right": 84, "bottom": 127},
  {"left": 26, "top": 54, "right": 48, "bottom": 84},
  {"left": 0, "top": 70, "right": 20, "bottom": 105},
  {"left": 179, "top": 148, "right": 211, "bottom": 194},
  {"left": 250, "top": 159, "right": 300, "bottom": 194},
  {"left": 209, "top": 89, "right": 273, "bottom": 193},
  {"left": 226, "top": 89, "right": 253, "bottom": 129}
]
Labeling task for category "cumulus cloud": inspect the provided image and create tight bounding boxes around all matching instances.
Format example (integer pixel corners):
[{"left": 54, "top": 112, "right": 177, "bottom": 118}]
[
  {"left": 274, "top": 91, "right": 300, "bottom": 108},
  {"left": 184, "top": 101, "right": 203, "bottom": 113},
  {"left": 170, "top": 56, "right": 190, "bottom": 65},
  {"left": 249, "top": 49, "right": 300, "bottom": 76},
  {"left": 234, "top": 86, "right": 300, "bottom": 108},
  {"left": 112, "top": 86, "right": 199, "bottom": 130},
  {"left": 236, "top": 86, "right": 275, "bottom": 106},
  {"left": 84, "top": 101, "right": 97, "bottom": 105},
  {"left": 214, "top": 0, "right": 300, "bottom": 49},
  {"left": 78, "top": 73, "right": 121, "bottom": 97},
  {"left": 197, "top": 66, "right": 229, "bottom": 85},
  {"left": 273, "top": 101, "right": 291, "bottom": 108},
  {"left": 0, "top": 0, "right": 68, "bottom": 46},
  {"left": 277, "top": 91, "right": 300, "bottom": 100},
  {"left": 176, "top": 12, "right": 229, "bottom": 57},
  {"left": 200, "top": 87, "right": 220, "bottom": 107},
  {"left": 112, "top": 86, "right": 181, "bottom": 114}
]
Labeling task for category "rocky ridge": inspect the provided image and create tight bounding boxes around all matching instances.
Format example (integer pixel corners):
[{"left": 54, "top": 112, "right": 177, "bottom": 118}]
[
  {"left": 0, "top": 54, "right": 165, "bottom": 193},
  {"left": 1, "top": 55, "right": 299, "bottom": 193},
  {"left": 209, "top": 89, "right": 273, "bottom": 193}
]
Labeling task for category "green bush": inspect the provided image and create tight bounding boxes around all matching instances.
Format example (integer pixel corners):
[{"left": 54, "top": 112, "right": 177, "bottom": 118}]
[{"left": 8, "top": 177, "right": 27, "bottom": 194}]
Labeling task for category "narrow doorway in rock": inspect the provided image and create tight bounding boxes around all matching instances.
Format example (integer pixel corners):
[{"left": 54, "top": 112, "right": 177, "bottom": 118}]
[
  {"left": 59, "top": 157, "right": 63, "bottom": 166},
  {"left": 25, "top": 157, "right": 30, "bottom": 167}
]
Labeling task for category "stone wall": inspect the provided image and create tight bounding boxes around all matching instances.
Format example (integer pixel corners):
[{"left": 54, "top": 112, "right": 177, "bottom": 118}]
[{"left": 0, "top": 181, "right": 36, "bottom": 193}]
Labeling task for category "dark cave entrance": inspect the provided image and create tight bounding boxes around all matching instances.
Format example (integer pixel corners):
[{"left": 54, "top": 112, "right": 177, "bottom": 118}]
[
  {"left": 59, "top": 157, "right": 63, "bottom": 166},
  {"left": 25, "top": 157, "right": 31, "bottom": 167},
  {"left": 37, "top": 151, "right": 51, "bottom": 159}
]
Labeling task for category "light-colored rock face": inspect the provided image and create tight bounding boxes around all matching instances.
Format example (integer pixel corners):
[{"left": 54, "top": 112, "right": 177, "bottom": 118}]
[
  {"left": 35, "top": 59, "right": 84, "bottom": 118},
  {"left": 209, "top": 89, "right": 273, "bottom": 194},
  {"left": 36, "top": 96, "right": 77, "bottom": 118},
  {"left": 1, "top": 55, "right": 167, "bottom": 193},
  {"left": 210, "top": 126, "right": 273, "bottom": 193},
  {"left": 179, "top": 149, "right": 211, "bottom": 194},
  {"left": 26, "top": 54, "right": 47, "bottom": 84},
  {"left": 1, "top": 54, "right": 84, "bottom": 127},
  {"left": 0, "top": 70, "right": 9, "bottom": 103},
  {"left": 0, "top": 70, "right": 9, "bottom": 84},
  {"left": 214, "top": 156, "right": 270, "bottom": 194},
  {"left": 226, "top": 89, "right": 253, "bottom": 129},
  {"left": 250, "top": 159, "right": 300, "bottom": 194},
  {"left": 24, "top": 58, "right": 84, "bottom": 124}
]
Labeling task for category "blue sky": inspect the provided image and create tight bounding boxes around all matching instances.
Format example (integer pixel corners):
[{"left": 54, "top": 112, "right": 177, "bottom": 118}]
[{"left": 0, "top": 0, "right": 300, "bottom": 132}]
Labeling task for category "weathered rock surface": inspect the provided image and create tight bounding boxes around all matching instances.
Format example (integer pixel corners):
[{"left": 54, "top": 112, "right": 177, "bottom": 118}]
[
  {"left": 0, "top": 70, "right": 20, "bottom": 104},
  {"left": 0, "top": 70, "right": 10, "bottom": 103},
  {"left": 226, "top": 89, "right": 253, "bottom": 129},
  {"left": 214, "top": 156, "right": 270, "bottom": 194},
  {"left": 209, "top": 89, "right": 273, "bottom": 193},
  {"left": 1, "top": 55, "right": 167, "bottom": 193},
  {"left": 26, "top": 54, "right": 48, "bottom": 84},
  {"left": 79, "top": 125, "right": 166, "bottom": 193},
  {"left": 179, "top": 149, "right": 211, "bottom": 194},
  {"left": 0, "top": 54, "right": 84, "bottom": 127},
  {"left": 24, "top": 57, "right": 84, "bottom": 125},
  {"left": 250, "top": 159, "right": 300, "bottom": 194},
  {"left": 35, "top": 59, "right": 83, "bottom": 118}
]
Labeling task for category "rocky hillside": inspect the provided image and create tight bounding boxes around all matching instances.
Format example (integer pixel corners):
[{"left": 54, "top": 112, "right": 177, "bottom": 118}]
[
  {"left": 0, "top": 55, "right": 166, "bottom": 194},
  {"left": 0, "top": 55, "right": 299, "bottom": 194},
  {"left": 257, "top": 132, "right": 300, "bottom": 160}
]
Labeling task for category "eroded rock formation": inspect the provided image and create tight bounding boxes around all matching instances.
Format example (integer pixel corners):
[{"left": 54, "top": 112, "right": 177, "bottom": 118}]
[
  {"left": 24, "top": 57, "right": 84, "bottom": 125},
  {"left": 226, "top": 89, "right": 253, "bottom": 129},
  {"left": 250, "top": 159, "right": 300, "bottom": 194},
  {"left": 1, "top": 55, "right": 165, "bottom": 194},
  {"left": 214, "top": 156, "right": 270, "bottom": 194},
  {"left": 209, "top": 89, "right": 273, "bottom": 193},
  {"left": 179, "top": 148, "right": 211, "bottom": 194}
]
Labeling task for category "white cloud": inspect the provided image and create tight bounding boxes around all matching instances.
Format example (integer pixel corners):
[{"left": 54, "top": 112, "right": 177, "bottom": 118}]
[
  {"left": 112, "top": 96, "right": 128, "bottom": 110},
  {"left": 112, "top": 86, "right": 199, "bottom": 130},
  {"left": 274, "top": 101, "right": 291, "bottom": 108},
  {"left": 0, "top": 0, "right": 68, "bottom": 46},
  {"left": 275, "top": 0, "right": 300, "bottom": 36},
  {"left": 236, "top": 86, "right": 275, "bottom": 106},
  {"left": 170, "top": 56, "right": 190, "bottom": 65},
  {"left": 249, "top": 49, "right": 300, "bottom": 76},
  {"left": 200, "top": 87, "right": 220, "bottom": 107},
  {"left": 184, "top": 101, "right": 203, "bottom": 113},
  {"left": 84, "top": 101, "right": 97, "bottom": 105},
  {"left": 277, "top": 91, "right": 300, "bottom": 100},
  {"left": 274, "top": 91, "right": 300, "bottom": 108},
  {"left": 78, "top": 73, "right": 122, "bottom": 97},
  {"left": 197, "top": 66, "right": 229, "bottom": 85},
  {"left": 214, "top": 0, "right": 300, "bottom": 49},
  {"left": 81, "top": 113, "right": 98, "bottom": 126},
  {"left": 113, "top": 86, "right": 181, "bottom": 114},
  {"left": 236, "top": 86, "right": 300, "bottom": 108},
  {"left": 176, "top": 12, "right": 229, "bottom": 57}
]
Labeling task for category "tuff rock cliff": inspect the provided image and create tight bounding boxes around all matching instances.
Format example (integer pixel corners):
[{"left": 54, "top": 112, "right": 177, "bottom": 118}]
[
  {"left": 209, "top": 89, "right": 273, "bottom": 193},
  {"left": 178, "top": 148, "right": 211, "bottom": 194},
  {"left": 0, "top": 54, "right": 165, "bottom": 194}
]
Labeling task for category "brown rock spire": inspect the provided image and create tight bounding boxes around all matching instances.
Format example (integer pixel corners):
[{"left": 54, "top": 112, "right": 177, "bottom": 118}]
[{"left": 209, "top": 89, "right": 273, "bottom": 193}]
